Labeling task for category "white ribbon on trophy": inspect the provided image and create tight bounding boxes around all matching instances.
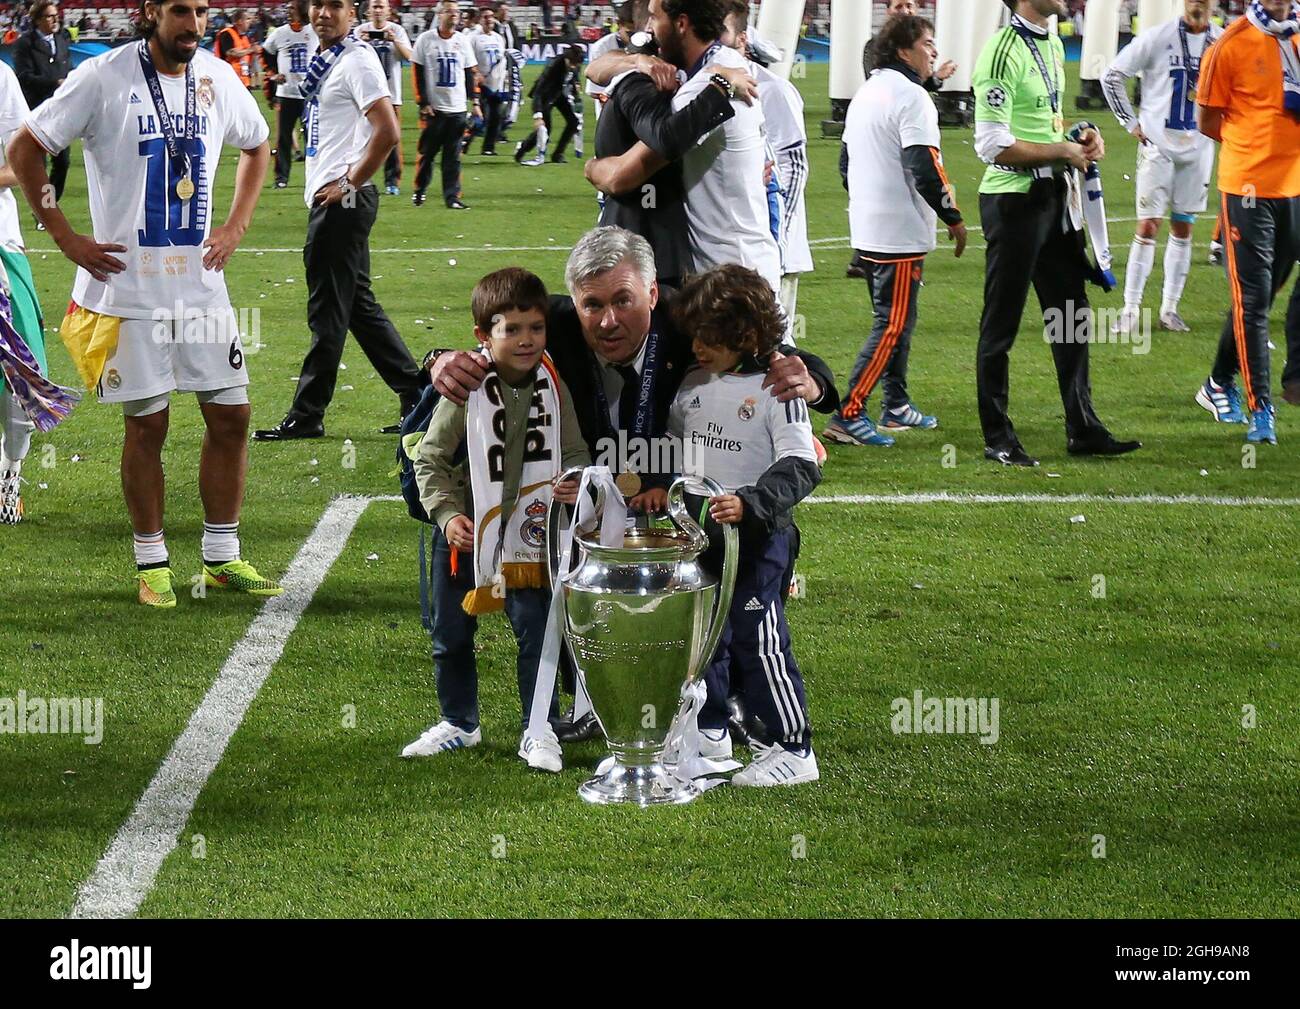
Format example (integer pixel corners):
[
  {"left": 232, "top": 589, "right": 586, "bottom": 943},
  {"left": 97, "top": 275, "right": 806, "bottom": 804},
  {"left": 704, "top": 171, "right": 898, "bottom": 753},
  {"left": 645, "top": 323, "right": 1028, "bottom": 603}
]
[{"left": 525, "top": 465, "right": 624, "bottom": 744}]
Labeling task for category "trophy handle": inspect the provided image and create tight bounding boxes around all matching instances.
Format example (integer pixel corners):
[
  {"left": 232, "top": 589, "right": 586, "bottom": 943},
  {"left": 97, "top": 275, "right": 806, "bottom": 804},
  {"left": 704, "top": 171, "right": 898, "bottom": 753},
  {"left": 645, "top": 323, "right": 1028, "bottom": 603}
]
[
  {"left": 668, "top": 476, "right": 738, "bottom": 680},
  {"left": 546, "top": 466, "right": 588, "bottom": 588}
]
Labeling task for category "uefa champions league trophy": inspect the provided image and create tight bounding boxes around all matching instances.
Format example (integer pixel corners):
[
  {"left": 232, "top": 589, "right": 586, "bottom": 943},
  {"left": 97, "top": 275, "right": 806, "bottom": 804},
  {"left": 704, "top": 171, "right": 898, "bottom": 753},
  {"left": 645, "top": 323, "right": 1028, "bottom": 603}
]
[{"left": 547, "top": 470, "right": 738, "bottom": 806}]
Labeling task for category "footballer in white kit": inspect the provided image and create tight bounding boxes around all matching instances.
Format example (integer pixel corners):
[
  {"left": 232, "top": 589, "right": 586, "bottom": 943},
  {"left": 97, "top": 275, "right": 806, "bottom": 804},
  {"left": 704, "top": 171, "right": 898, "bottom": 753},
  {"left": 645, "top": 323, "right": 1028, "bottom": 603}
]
[
  {"left": 8, "top": 0, "right": 278, "bottom": 607},
  {"left": 1103, "top": 0, "right": 1222, "bottom": 332}
]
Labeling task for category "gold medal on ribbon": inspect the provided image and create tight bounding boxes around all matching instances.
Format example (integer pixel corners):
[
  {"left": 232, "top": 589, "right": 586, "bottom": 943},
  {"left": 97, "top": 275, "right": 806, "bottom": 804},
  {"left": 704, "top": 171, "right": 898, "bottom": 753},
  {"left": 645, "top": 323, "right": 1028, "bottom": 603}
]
[
  {"left": 615, "top": 471, "right": 642, "bottom": 498},
  {"left": 176, "top": 175, "right": 195, "bottom": 201}
]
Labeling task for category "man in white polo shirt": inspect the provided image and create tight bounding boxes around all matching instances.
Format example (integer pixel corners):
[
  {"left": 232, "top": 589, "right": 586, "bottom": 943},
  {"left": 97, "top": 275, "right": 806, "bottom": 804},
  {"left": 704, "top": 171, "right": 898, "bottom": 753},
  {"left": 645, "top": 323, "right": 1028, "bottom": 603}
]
[
  {"left": 255, "top": 0, "right": 423, "bottom": 441},
  {"left": 584, "top": 0, "right": 778, "bottom": 294},
  {"left": 8, "top": 0, "right": 277, "bottom": 606}
]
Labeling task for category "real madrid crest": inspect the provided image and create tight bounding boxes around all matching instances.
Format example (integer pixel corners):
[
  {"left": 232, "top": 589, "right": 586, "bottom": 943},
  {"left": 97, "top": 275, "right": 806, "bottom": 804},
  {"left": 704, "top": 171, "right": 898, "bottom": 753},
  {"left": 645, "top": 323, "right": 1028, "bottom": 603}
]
[
  {"left": 737, "top": 397, "right": 756, "bottom": 421},
  {"left": 197, "top": 76, "right": 215, "bottom": 110},
  {"left": 520, "top": 497, "right": 546, "bottom": 548},
  {"left": 106, "top": 369, "right": 122, "bottom": 391}
]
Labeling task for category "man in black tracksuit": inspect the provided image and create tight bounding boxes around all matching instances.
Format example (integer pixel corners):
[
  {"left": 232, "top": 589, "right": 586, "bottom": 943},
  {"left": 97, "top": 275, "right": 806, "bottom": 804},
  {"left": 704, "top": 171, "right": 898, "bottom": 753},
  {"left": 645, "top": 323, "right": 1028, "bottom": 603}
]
[
  {"left": 13, "top": 2, "right": 73, "bottom": 204},
  {"left": 515, "top": 45, "right": 584, "bottom": 164},
  {"left": 592, "top": 51, "right": 737, "bottom": 286}
]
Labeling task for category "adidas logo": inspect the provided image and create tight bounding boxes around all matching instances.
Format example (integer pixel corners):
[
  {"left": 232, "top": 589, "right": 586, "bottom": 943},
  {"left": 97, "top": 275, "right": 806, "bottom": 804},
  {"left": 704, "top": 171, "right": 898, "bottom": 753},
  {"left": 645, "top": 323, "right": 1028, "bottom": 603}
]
[
  {"left": 688, "top": 395, "right": 701, "bottom": 408},
  {"left": 130, "top": 92, "right": 142, "bottom": 104},
  {"left": 744, "top": 597, "right": 763, "bottom": 612}
]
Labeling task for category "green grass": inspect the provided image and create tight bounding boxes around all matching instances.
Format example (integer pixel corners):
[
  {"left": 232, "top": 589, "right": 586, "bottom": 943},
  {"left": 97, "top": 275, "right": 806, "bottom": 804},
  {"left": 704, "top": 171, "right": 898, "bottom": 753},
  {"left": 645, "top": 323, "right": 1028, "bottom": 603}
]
[{"left": 2, "top": 63, "right": 1299, "bottom": 918}]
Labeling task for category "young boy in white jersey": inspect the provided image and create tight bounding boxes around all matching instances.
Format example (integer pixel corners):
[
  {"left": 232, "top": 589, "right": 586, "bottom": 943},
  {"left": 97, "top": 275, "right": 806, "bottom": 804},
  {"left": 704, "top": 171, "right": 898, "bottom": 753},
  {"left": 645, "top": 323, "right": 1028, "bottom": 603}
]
[
  {"left": 1102, "top": 0, "right": 1222, "bottom": 333},
  {"left": 8, "top": 0, "right": 278, "bottom": 607},
  {"left": 668, "top": 264, "right": 821, "bottom": 787}
]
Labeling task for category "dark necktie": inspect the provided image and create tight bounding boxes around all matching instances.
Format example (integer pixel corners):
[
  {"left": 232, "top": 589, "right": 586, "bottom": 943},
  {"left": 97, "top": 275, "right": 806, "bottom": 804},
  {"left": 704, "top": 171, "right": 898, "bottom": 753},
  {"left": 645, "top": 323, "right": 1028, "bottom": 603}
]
[{"left": 615, "top": 364, "right": 640, "bottom": 433}]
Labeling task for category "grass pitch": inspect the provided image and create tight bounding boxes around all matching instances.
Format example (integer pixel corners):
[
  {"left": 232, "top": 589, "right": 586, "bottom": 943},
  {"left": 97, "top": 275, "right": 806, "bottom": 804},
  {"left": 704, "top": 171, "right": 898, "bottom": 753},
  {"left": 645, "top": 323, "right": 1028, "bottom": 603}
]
[{"left": 2, "top": 63, "right": 1298, "bottom": 918}]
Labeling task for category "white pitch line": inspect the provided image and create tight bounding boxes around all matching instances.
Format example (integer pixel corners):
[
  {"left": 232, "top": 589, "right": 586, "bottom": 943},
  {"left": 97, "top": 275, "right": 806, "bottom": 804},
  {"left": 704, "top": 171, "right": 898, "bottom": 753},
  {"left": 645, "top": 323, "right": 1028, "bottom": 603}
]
[
  {"left": 70, "top": 494, "right": 376, "bottom": 919},
  {"left": 805, "top": 492, "right": 1300, "bottom": 507}
]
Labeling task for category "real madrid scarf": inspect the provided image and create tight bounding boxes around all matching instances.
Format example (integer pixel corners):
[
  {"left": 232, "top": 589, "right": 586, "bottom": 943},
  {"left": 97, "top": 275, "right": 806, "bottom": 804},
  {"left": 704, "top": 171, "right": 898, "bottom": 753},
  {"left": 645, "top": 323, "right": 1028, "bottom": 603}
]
[
  {"left": 1247, "top": 1, "right": 1300, "bottom": 118},
  {"left": 1065, "top": 122, "right": 1116, "bottom": 292},
  {"left": 462, "top": 352, "right": 562, "bottom": 615}
]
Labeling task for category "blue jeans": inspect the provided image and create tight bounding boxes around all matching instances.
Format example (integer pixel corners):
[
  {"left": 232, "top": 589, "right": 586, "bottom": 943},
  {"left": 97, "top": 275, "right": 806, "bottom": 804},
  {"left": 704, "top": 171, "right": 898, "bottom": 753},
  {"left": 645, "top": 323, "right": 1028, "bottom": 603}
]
[{"left": 427, "top": 526, "right": 558, "bottom": 732}]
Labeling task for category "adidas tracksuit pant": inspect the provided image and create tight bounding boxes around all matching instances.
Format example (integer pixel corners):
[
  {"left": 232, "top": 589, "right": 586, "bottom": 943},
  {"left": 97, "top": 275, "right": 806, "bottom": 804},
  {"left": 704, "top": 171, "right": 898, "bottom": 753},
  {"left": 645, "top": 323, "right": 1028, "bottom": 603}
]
[
  {"left": 1210, "top": 193, "right": 1300, "bottom": 412},
  {"left": 839, "top": 253, "right": 924, "bottom": 419},
  {"left": 699, "top": 527, "right": 811, "bottom": 753}
]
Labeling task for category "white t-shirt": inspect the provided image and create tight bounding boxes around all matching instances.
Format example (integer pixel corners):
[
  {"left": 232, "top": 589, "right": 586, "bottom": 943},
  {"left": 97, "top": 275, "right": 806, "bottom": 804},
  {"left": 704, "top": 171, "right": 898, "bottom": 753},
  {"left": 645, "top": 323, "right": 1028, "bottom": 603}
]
[
  {"left": 0, "top": 61, "right": 31, "bottom": 253},
  {"left": 585, "top": 30, "right": 625, "bottom": 99},
  {"left": 1105, "top": 17, "right": 1221, "bottom": 162},
  {"left": 672, "top": 45, "right": 781, "bottom": 292},
  {"left": 303, "top": 41, "right": 391, "bottom": 206},
  {"left": 262, "top": 22, "right": 318, "bottom": 99},
  {"left": 845, "top": 67, "right": 942, "bottom": 255},
  {"left": 668, "top": 367, "right": 816, "bottom": 494},
  {"left": 412, "top": 28, "right": 476, "bottom": 113},
  {"left": 473, "top": 30, "right": 507, "bottom": 93},
  {"left": 353, "top": 20, "right": 412, "bottom": 105},
  {"left": 25, "top": 44, "right": 268, "bottom": 319}
]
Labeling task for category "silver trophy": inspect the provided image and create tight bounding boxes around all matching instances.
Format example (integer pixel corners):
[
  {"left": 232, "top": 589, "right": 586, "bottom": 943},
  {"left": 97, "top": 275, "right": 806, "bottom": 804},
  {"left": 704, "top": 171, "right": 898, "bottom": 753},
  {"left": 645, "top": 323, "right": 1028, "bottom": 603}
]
[{"left": 548, "top": 471, "right": 738, "bottom": 806}]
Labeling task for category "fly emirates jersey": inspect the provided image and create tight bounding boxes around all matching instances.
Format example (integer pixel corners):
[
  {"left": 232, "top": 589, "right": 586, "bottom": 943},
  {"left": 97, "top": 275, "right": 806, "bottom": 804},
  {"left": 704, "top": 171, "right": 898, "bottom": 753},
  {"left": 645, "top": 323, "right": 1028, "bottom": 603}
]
[
  {"left": 24, "top": 43, "right": 269, "bottom": 319},
  {"left": 668, "top": 365, "right": 817, "bottom": 495}
]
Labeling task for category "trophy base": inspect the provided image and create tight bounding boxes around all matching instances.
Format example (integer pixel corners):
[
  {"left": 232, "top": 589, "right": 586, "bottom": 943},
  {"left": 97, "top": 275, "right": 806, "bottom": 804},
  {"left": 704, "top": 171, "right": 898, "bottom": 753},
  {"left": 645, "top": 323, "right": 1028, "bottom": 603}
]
[{"left": 578, "top": 761, "right": 700, "bottom": 806}]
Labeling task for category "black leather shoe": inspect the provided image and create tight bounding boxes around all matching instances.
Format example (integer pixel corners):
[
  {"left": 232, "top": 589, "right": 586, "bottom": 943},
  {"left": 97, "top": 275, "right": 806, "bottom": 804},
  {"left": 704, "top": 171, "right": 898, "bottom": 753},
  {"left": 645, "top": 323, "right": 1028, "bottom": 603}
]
[
  {"left": 550, "top": 154, "right": 567, "bottom": 164},
  {"left": 553, "top": 706, "right": 601, "bottom": 743},
  {"left": 1283, "top": 381, "right": 1300, "bottom": 407},
  {"left": 846, "top": 261, "right": 867, "bottom": 279},
  {"left": 1067, "top": 433, "right": 1142, "bottom": 456},
  {"left": 253, "top": 417, "right": 324, "bottom": 441},
  {"left": 379, "top": 423, "right": 401, "bottom": 434},
  {"left": 726, "top": 694, "right": 753, "bottom": 747},
  {"left": 985, "top": 444, "right": 1039, "bottom": 467}
]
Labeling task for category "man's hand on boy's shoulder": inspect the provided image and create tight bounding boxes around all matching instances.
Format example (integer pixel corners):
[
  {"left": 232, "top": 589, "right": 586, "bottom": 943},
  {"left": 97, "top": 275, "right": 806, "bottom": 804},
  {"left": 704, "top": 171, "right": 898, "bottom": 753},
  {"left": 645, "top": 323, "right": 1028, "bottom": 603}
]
[
  {"left": 429, "top": 349, "right": 491, "bottom": 406},
  {"left": 762, "top": 351, "right": 820, "bottom": 404}
]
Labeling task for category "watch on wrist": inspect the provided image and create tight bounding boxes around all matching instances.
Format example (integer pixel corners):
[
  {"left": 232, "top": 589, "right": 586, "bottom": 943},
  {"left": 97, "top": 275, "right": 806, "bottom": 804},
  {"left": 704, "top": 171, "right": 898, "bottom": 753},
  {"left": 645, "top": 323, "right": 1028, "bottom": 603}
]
[
  {"left": 709, "top": 72, "right": 735, "bottom": 99},
  {"left": 422, "top": 348, "right": 452, "bottom": 371}
]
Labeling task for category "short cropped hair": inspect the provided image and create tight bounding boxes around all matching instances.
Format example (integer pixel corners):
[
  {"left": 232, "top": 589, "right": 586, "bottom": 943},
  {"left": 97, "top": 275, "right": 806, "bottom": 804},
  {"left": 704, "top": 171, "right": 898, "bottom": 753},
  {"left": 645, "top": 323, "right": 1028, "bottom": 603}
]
[
  {"left": 662, "top": 0, "right": 728, "bottom": 44},
  {"left": 872, "top": 14, "right": 933, "bottom": 70},
  {"left": 672, "top": 265, "right": 785, "bottom": 358},
  {"left": 471, "top": 267, "right": 549, "bottom": 332},
  {"left": 565, "top": 226, "right": 656, "bottom": 294}
]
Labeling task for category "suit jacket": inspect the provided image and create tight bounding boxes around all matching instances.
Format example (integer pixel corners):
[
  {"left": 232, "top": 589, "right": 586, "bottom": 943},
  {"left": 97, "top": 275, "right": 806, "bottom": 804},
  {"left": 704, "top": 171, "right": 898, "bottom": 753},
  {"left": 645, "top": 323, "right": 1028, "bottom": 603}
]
[
  {"left": 544, "top": 293, "right": 839, "bottom": 479},
  {"left": 594, "top": 72, "right": 734, "bottom": 284},
  {"left": 13, "top": 28, "right": 73, "bottom": 109},
  {"left": 498, "top": 19, "right": 518, "bottom": 51}
]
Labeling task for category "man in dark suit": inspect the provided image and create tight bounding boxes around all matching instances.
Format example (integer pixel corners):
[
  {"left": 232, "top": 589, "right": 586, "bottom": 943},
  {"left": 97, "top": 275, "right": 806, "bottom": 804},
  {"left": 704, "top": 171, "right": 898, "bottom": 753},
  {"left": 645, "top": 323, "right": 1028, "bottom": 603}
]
[
  {"left": 494, "top": 2, "right": 518, "bottom": 50},
  {"left": 13, "top": 2, "right": 73, "bottom": 208},
  {"left": 514, "top": 44, "right": 583, "bottom": 164},
  {"left": 424, "top": 227, "right": 836, "bottom": 739},
  {"left": 590, "top": 35, "right": 755, "bottom": 286}
]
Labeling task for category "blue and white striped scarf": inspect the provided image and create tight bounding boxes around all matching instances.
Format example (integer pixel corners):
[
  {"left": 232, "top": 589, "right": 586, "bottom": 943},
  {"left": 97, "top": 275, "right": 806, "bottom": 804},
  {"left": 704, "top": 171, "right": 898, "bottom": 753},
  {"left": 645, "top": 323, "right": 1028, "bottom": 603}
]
[
  {"left": 299, "top": 37, "right": 354, "bottom": 120},
  {"left": 1247, "top": 1, "right": 1300, "bottom": 118}
]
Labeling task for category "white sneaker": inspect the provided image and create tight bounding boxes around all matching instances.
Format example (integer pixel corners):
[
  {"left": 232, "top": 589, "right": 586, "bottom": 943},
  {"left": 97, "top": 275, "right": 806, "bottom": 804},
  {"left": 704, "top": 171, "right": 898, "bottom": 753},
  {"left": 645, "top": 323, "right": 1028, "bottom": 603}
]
[
  {"left": 700, "top": 727, "right": 732, "bottom": 760},
  {"left": 401, "top": 720, "right": 481, "bottom": 758},
  {"left": 732, "top": 743, "right": 819, "bottom": 787},
  {"left": 518, "top": 724, "right": 563, "bottom": 772},
  {"left": 521, "top": 155, "right": 545, "bottom": 167},
  {"left": 1110, "top": 306, "right": 1141, "bottom": 336},
  {"left": 1160, "top": 310, "right": 1191, "bottom": 332},
  {"left": 0, "top": 470, "right": 22, "bottom": 525}
]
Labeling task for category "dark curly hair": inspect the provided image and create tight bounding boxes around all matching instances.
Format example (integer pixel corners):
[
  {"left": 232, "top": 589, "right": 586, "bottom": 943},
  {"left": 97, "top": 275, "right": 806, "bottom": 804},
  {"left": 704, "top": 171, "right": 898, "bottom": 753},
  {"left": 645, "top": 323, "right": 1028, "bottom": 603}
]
[
  {"left": 868, "top": 14, "right": 934, "bottom": 72},
  {"left": 672, "top": 265, "right": 786, "bottom": 359},
  {"left": 662, "top": 0, "right": 728, "bottom": 44}
]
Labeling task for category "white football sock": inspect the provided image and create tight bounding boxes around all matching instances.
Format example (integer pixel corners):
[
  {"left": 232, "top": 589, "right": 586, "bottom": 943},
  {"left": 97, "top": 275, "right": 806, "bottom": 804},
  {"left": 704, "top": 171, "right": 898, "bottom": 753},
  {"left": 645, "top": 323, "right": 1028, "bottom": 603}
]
[
  {"left": 133, "top": 529, "right": 168, "bottom": 568},
  {"left": 202, "top": 521, "right": 240, "bottom": 565},
  {"left": 1124, "top": 237, "right": 1156, "bottom": 312},
  {"left": 1162, "top": 235, "right": 1193, "bottom": 315}
]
